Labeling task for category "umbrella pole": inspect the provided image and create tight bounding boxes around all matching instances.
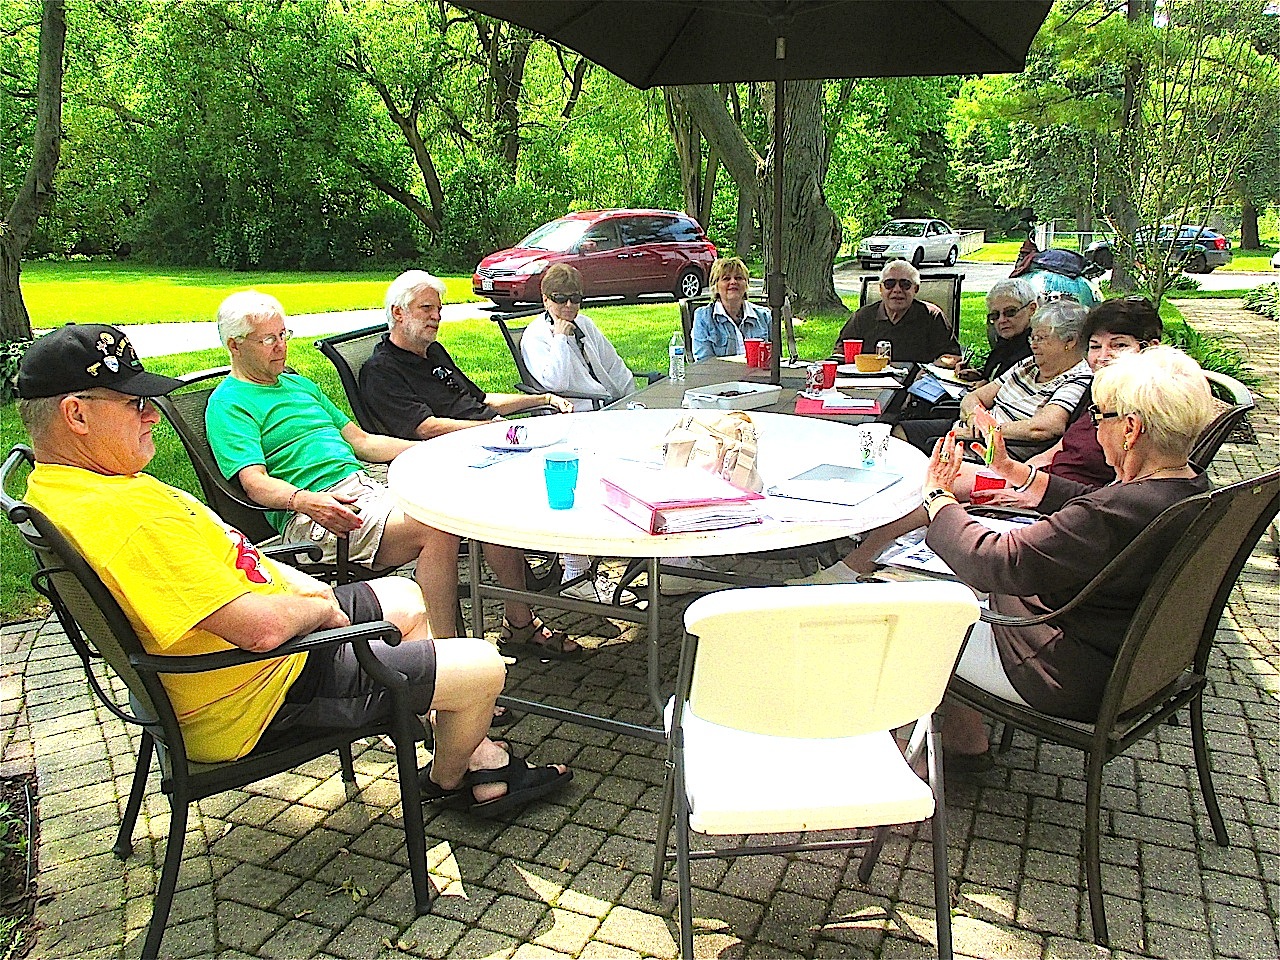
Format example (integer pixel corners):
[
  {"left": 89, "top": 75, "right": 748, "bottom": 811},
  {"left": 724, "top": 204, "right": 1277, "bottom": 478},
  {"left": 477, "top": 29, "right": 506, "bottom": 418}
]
[{"left": 768, "top": 38, "right": 785, "bottom": 386}]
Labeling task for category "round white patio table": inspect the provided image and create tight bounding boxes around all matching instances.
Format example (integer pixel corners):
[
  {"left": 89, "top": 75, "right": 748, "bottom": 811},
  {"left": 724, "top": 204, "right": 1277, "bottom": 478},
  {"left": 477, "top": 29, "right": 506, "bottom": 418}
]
[{"left": 387, "top": 409, "right": 927, "bottom": 737}]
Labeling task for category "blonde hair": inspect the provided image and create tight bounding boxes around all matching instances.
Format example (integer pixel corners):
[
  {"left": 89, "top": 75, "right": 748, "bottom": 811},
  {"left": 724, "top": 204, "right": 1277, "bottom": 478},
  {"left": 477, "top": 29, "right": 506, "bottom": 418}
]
[
  {"left": 710, "top": 257, "right": 750, "bottom": 293},
  {"left": 541, "top": 262, "right": 584, "bottom": 298},
  {"left": 1091, "top": 345, "right": 1216, "bottom": 458}
]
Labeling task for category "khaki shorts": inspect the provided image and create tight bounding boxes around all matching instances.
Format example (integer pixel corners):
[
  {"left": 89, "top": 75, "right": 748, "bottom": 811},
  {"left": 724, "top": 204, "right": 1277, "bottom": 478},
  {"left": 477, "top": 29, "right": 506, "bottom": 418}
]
[{"left": 280, "top": 472, "right": 395, "bottom": 567}]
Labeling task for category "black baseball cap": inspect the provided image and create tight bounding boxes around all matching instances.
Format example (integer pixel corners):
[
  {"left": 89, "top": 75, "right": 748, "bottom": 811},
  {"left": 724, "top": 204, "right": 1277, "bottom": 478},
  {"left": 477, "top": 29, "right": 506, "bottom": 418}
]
[{"left": 17, "top": 323, "right": 185, "bottom": 400}]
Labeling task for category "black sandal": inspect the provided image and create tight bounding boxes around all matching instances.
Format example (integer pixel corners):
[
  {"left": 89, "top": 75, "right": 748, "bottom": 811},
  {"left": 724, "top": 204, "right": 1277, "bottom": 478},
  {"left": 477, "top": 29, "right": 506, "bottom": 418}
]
[
  {"left": 498, "top": 616, "right": 586, "bottom": 661},
  {"left": 465, "top": 753, "right": 573, "bottom": 818},
  {"left": 418, "top": 761, "right": 468, "bottom": 803}
]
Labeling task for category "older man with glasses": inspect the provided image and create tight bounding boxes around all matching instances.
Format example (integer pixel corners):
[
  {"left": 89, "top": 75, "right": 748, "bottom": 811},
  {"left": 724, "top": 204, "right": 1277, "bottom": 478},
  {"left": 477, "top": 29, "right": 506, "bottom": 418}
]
[
  {"left": 831, "top": 260, "right": 961, "bottom": 366},
  {"left": 205, "top": 290, "right": 580, "bottom": 665}
]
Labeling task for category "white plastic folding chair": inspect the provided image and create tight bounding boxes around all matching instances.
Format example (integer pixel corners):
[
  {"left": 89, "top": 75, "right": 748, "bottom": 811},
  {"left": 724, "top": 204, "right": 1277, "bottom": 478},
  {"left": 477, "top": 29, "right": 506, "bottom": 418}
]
[{"left": 650, "top": 581, "right": 980, "bottom": 959}]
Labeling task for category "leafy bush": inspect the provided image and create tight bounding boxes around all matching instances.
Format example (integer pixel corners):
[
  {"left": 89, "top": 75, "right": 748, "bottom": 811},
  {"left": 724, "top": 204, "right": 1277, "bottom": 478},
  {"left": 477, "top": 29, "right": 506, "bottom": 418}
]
[
  {"left": 1243, "top": 283, "right": 1279, "bottom": 321},
  {"left": 0, "top": 341, "right": 32, "bottom": 405},
  {"left": 1163, "top": 321, "right": 1261, "bottom": 386}
]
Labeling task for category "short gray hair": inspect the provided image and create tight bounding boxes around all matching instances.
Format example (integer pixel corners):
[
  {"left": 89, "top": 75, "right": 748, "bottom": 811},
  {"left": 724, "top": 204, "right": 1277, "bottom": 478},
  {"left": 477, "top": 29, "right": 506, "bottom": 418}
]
[
  {"left": 1031, "top": 300, "right": 1088, "bottom": 345},
  {"left": 881, "top": 260, "right": 920, "bottom": 286},
  {"left": 18, "top": 395, "right": 65, "bottom": 443},
  {"left": 987, "top": 278, "right": 1037, "bottom": 308},
  {"left": 1091, "top": 345, "right": 1215, "bottom": 458},
  {"left": 385, "top": 270, "right": 447, "bottom": 328},
  {"left": 217, "top": 290, "right": 285, "bottom": 347}
]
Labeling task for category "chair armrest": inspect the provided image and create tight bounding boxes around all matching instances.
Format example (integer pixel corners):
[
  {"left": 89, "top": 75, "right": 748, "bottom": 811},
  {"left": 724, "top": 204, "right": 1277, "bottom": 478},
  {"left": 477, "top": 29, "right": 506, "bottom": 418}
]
[
  {"left": 511, "top": 405, "right": 560, "bottom": 418},
  {"left": 129, "top": 619, "right": 403, "bottom": 675},
  {"left": 261, "top": 542, "right": 324, "bottom": 564},
  {"left": 637, "top": 371, "right": 664, "bottom": 385},
  {"left": 519, "top": 382, "right": 609, "bottom": 403}
]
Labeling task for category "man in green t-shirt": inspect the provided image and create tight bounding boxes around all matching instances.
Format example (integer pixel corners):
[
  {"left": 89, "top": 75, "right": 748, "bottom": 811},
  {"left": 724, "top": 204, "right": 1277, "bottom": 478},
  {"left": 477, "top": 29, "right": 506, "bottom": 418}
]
[{"left": 205, "top": 291, "right": 578, "bottom": 658}]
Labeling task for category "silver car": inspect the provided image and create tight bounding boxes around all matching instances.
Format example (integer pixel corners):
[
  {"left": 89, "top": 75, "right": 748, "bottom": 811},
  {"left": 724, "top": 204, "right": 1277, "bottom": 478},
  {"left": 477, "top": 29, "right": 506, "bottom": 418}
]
[{"left": 857, "top": 218, "right": 961, "bottom": 269}]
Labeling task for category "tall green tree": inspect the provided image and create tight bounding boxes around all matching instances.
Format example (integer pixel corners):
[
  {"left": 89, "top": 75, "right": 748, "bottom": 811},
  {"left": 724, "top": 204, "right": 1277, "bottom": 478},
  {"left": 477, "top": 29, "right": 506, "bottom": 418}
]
[{"left": 1, "top": 0, "right": 65, "bottom": 341}]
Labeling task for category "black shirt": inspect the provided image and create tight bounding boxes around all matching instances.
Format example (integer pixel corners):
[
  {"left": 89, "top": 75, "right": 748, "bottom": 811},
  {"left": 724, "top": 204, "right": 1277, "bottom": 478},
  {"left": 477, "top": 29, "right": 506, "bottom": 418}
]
[
  {"left": 983, "top": 330, "right": 1033, "bottom": 382},
  {"left": 359, "top": 335, "right": 494, "bottom": 439},
  {"left": 832, "top": 299, "right": 961, "bottom": 363}
]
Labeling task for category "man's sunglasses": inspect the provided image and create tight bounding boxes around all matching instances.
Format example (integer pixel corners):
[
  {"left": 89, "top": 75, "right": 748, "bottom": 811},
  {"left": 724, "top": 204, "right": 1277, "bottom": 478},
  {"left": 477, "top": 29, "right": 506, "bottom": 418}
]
[
  {"left": 987, "top": 302, "right": 1032, "bottom": 323},
  {"left": 1088, "top": 403, "right": 1121, "bottom": 427},
  {"left": 881, "top": 278, "right": 915, "bottom": 290},
  {"left": 548, "top": 293, "right": 583, "bottom": 304},
  {"left": 75, "top": 393, "right": 150, "bottom": 413}
]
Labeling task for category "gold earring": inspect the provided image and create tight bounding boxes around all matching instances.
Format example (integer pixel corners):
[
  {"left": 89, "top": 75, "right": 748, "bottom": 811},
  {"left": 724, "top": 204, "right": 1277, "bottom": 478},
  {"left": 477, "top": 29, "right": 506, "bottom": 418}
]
[{"left": 1122, "top": 440, "right": 1130, "bottom": 451}]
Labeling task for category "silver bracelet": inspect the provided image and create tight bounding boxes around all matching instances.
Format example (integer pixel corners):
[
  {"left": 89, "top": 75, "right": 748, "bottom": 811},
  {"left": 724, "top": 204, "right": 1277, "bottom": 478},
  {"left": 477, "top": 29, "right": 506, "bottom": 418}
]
[{"left": 1012, "top": 465, "right": 1037, "bottom": 494}]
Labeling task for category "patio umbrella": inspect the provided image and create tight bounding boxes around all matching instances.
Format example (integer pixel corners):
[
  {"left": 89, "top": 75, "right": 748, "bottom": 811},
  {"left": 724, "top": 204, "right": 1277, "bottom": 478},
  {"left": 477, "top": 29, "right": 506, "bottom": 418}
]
[{"left": 455, "top": 0, "right": 1053, "bottom": 382}]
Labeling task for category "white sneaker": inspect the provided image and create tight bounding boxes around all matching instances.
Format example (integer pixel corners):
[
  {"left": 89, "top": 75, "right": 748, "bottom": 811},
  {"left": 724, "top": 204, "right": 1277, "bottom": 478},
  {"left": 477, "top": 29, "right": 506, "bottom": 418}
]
[
  {"left": 785, "top": 562, "right": 865, "bottom": 586},
  {"left": 660, "top": 557, "right": 727, "bottom": 597},
  {"left": 561, "top": 573, "right": 639, "bottom": 606}
]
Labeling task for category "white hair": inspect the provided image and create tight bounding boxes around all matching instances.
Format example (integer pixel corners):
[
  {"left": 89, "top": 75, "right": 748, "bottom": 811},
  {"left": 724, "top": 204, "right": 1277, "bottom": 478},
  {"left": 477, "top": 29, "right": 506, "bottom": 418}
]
[
  {"left": 881, "top": 260, "right": 921, "bottom": 286},
  {"left": 987, "top": 278, "right": 1037, "bottom": 307},
  {"left": 1091, "top": 345, "right": 1216, "bottom": 458},
  {"left": 385, "top": 270, "right": 447, "bottom": 328},
  {"left": 216, "top": 290, "right": 286, "bottom": 347}
]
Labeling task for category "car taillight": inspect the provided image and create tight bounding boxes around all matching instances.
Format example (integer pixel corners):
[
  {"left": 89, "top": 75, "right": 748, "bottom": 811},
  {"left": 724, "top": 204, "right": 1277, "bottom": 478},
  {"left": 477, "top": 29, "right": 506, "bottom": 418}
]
[{"left": 1213, "top": 236, "right": 1227, "bottom": 250}]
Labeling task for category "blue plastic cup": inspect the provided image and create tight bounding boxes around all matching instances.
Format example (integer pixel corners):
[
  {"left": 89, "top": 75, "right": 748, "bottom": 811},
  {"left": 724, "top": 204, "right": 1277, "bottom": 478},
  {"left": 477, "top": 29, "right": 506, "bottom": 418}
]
[{"left": 544, "top": 451, "right": 579, "bottom": 509}]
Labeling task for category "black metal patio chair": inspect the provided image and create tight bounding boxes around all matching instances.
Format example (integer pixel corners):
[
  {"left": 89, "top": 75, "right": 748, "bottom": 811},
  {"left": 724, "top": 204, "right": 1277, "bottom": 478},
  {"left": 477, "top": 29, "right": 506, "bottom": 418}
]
[{"left": 1, "top": 445, "right": 433, "bottom": 960}]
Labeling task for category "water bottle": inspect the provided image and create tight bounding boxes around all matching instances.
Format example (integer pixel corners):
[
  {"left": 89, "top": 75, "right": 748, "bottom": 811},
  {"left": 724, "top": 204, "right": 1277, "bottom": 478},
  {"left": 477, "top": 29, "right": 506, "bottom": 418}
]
[{"left": 668, "top": 331, "right": 686, "bottom": 382}]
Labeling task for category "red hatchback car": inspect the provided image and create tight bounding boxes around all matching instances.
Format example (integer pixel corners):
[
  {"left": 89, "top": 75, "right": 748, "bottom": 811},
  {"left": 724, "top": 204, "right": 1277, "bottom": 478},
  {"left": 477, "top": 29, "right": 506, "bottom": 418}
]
[{"left": 473, "top": 209, "right": 717, "bottom": 308}]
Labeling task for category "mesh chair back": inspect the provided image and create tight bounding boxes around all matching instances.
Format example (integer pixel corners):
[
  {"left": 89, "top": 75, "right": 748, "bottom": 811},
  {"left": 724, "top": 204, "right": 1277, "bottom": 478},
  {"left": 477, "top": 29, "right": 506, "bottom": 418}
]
[
  {"left": 682, "top": 582, "right": 980, "bottom": 739},
  {"left": 860, "top": 272, "right": 964, "bottom": 339},
  {"left": 491, "top": 313, "right": 551, "bottom": 394},
  {"left": 1108, "top": 469, "right": 1280, "bottom": 717},
  {"left": 678, "top": 297, "right": 710, "bottom": 358},
  {"left": 314, "top": 324, "right": 391, "bottom": 434},
  {"left": 1190, "top": 403, "right": 1252, "bottom": 470},
  {"left": 1, "top": 447, "right": 177, "bottom": 755},
  {"left": 152, "top": 368, "right": 278, "bottom": 544}
]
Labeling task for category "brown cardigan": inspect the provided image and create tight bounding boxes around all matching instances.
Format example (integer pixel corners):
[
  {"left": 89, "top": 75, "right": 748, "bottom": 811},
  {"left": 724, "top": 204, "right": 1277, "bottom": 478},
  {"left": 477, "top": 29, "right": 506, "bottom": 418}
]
[{"left": 926, "top": 472, "right": 1210, "bottom": 720}]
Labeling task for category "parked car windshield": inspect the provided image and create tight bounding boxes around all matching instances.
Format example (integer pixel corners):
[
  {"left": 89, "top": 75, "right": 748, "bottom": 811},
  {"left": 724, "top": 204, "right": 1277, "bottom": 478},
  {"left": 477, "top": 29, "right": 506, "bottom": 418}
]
[
  {"left": 518, "top": 219, "right": 589, "bottom": 252},
  {"left": 878, "top": 220, "right": 927, "bottom": 237}
]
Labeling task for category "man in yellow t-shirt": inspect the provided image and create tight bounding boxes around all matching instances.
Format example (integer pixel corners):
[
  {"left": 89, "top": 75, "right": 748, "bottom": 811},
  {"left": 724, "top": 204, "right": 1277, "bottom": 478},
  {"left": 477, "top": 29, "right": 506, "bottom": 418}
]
[{"left": 15, "top": 324, "right": 572, "bottom": 818}]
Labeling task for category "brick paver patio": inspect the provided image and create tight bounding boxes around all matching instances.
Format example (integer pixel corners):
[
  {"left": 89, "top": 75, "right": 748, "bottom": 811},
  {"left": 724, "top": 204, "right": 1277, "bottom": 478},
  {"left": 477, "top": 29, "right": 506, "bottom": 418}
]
[{"left": 2, "top": 299, "right": 1276, "bottom": 959}]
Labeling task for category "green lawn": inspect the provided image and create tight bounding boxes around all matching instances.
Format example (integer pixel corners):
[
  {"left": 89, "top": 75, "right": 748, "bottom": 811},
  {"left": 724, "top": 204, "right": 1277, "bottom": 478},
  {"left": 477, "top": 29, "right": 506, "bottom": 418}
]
[
  {"left": 19, "top": 261, "right": 483, "bottom": 328},
  {"left": 1219, "top": 245, "right": 1278, "bottom": 272}
]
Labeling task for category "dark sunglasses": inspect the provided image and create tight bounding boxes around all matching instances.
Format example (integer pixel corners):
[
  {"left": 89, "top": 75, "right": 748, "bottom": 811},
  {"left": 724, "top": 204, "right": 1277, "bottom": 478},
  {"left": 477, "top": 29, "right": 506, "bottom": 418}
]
[
  {"left": 881, "top": 278, "right": 915, "bottom": 290},
  {"left": 548, "top": 293, "right": 583, "bottom": 304},
  {"left": 987, "top": 302, "right": 1032, "bottom": 323},
  {"left": 1088, "top": 403, "right": 1121, "bottom": 427}
]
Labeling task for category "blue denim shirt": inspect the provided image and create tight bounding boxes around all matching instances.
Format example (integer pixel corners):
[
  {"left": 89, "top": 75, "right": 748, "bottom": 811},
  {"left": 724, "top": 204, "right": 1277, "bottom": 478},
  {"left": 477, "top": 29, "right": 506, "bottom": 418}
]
[{"left": 691, "top": 300, "right": 772, "bottom": 362}]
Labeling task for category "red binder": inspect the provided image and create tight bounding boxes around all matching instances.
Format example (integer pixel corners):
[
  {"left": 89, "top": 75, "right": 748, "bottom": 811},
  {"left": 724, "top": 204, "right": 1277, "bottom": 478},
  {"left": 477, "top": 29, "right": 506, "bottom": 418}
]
[{"left": 600, "top": 469, "right": 764, "bottom": 535}]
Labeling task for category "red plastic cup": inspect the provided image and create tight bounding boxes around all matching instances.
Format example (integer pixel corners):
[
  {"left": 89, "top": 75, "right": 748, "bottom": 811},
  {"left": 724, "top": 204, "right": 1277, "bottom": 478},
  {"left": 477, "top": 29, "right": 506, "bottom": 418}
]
[
  {"left": 743, "top": 338, "right": 763, "bottom": 368},
  {"left": 970, "top": 469, "right": 1008, "bottom": 505},
  {"left": 821, "top": 360, "right": 837, "bottom": 389},
  {"left": 759, "top": 341, "right": 772, "bottom": 368},
  {"left": 842, "top": 339, "right": 864, "bottom": 362}
]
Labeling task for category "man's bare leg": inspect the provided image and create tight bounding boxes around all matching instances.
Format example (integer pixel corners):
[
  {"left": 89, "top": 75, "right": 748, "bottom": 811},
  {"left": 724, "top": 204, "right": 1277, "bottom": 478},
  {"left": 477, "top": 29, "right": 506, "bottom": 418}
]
[
  {"left": 375, "top": 510, "right": 462, "bottom": 639},
  {"left": 481, "top": 543, "right": 584, "bottom": 654},
  {"left": 365, "top": 577, "right": 430, "bottom": 641},
  {"left": 425, "top": 637, "right": 568, "bottom": 801}
]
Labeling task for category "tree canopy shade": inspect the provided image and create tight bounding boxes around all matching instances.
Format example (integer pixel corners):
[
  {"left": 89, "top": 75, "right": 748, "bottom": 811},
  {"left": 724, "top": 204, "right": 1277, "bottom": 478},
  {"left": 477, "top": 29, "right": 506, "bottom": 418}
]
[{"left": 455, "top": 0, "right": 1051, "bottom": 380}]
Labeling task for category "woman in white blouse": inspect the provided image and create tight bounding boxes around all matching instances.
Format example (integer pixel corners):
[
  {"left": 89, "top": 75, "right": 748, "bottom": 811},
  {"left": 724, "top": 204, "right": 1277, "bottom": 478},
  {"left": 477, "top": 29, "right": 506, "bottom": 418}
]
[{"left": 521, "top": 263, "right": 637, "bottom": 412}]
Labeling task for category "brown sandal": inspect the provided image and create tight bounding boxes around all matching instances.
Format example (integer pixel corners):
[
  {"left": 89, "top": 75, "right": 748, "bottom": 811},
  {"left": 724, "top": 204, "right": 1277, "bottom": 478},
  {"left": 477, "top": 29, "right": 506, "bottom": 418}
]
[{"left": 498, "top": 617, "right": 586, "bottom": 661}]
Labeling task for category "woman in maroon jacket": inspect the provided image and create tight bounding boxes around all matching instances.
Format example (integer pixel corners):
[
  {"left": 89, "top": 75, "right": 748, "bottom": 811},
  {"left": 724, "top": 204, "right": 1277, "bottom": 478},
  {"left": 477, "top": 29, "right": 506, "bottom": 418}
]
[{"left": 920, "top": 346, "right": 1217, "bottom": 770}]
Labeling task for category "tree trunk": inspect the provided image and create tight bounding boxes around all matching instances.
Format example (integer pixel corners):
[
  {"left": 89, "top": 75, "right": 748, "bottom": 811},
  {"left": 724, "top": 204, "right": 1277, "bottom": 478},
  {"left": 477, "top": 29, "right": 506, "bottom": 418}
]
[
  {"left": 1240, "top": 197, "right": 1261, "bottom": 250},
  {"left": 664, "top": 90, "right": 703, "bottom": 218},
  {"left": 761, "top": 80, "right": 845, "bottom": 316},
  {"left": 734, "top": 191, "right": 754, "bottom": 259},
  {"left": 1, "top": 0, "right": 66, "bottom": 341},
  {"left": 1105, "top": 0, "right": 1151, "bottom": 295}
]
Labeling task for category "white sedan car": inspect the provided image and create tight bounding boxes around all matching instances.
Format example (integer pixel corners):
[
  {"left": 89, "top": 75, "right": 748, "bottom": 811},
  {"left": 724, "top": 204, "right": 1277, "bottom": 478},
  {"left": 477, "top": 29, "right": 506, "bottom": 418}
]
[
  {"left": 1270, "top": 249, "right": 1280, "bottom": 270},
  {"left": 857, "top": 218, "right": 961, "bottom": 269}
]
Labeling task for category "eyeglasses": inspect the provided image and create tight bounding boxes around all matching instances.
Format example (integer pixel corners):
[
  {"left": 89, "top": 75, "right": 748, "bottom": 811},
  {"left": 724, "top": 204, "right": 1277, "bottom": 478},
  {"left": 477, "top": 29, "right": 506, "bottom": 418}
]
[
  {"left": 432, "top": 365, "right": 464, "bottom": 392},
  {"left": 547, "top": 293, "right": 583, "bottom": 304},
  {"left": 1028, "top": 333, "right": 1062, "bottom": 345},
  {"left": 1088, "top": 403, "right": 1121, "bottom": 427},
  {"left": 881, "top": 278, "right": 915, "bottom": 290},
  {"left": 76, "top": 393, "right": 150, "bottom": 414},
  {"left": 1040, "top": 291, "right": 1079, "bottom": 304},
  {"left": 987, "top": 302, "right": 1031, "bottom": 323},
  {"left": 237, "top": 330, "right": 293, "bottom": 347}
]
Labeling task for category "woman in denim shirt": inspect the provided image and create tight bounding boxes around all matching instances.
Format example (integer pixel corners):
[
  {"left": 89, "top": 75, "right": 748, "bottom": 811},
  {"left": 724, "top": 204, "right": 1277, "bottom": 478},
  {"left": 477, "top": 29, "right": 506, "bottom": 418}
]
[{"left": 691, "top": 257, "right": 772, "bottom": 361}]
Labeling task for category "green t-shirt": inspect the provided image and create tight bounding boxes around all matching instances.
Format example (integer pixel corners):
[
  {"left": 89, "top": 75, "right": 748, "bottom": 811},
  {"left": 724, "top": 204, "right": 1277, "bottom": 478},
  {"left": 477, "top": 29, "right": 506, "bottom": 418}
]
[{"left": 207, "top": 373, "right": 364, "bottom": 531}]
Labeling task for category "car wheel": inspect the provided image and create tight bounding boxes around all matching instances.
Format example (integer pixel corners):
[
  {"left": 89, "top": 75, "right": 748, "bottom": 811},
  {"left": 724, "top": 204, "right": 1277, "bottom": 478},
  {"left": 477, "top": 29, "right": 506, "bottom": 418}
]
[
  {"left": 1187, "top": 252, "right": 1208, "bottom": 274},
  {"left": 490, "top": 297, "right": 516, "bottom": 311},
  {"left": 674, "top": 267, "right": 703, "bottom": 299},
  {"left": 944, "top": 246, "right": 958, "bottom": 267},
  {"left": 861, "top": 260, "right": 874, "bottom": 270},
  {"left": 911, "top": 247, "right": 925, "bottom": 267}
]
